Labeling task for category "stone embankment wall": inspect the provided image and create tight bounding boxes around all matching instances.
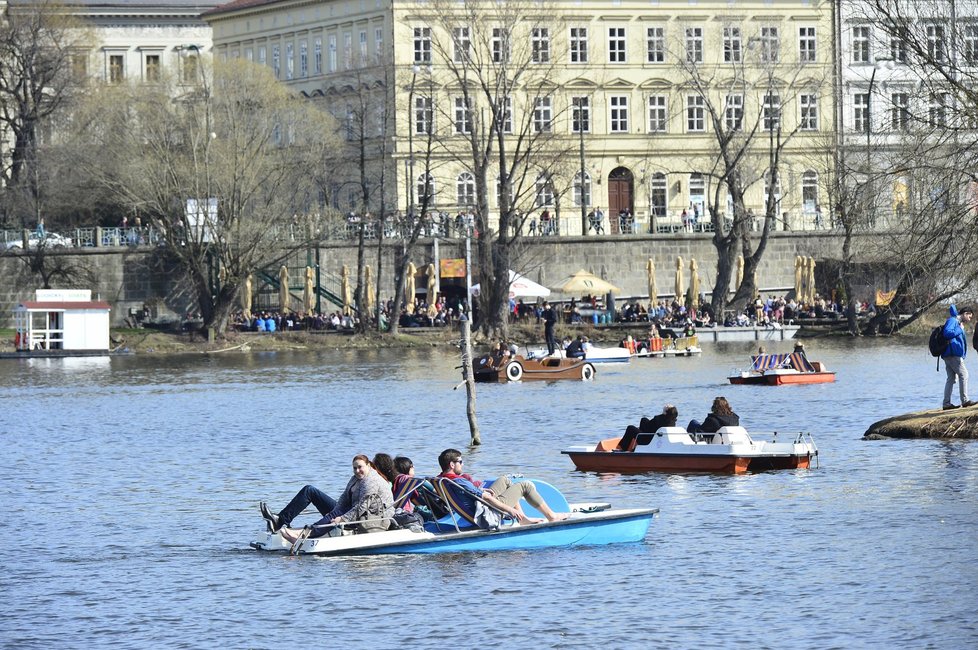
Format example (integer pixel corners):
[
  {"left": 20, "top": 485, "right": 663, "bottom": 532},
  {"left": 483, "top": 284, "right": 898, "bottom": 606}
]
[{"left": 0, "top": 232, "right": 843, "bottom": 327}]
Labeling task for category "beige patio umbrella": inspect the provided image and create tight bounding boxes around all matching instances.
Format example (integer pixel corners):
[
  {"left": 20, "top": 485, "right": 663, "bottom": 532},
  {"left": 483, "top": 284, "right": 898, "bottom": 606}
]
[
  {"left": 674, "top": 256, "right": 685, "bottom": 305},
  {"left": 240, "top": 273, "right": 253, "bottom": 319},
  {"left": 646, "top": 258, "right": 657, "bottom": 305},
  {"left": 550, "top": 269, "right": 621, "bottom": 294},
  {"left": 426, "top": 263, "right": 437, "bottom": 304},
  {"left": 303, "top": 266, "right": 315, "bottom": 313},
  {"left": 278, "top": 265, "right": 289, "bottom": 313},
  {"left": 405, "top": 262, "right": 417, "bottom": 313},
  {"left": 807, "top": 256, "right": 817, "bottom": 303},
  {"left": 341, "top": 264, "right": 352, "bottom": 316},
  {"left": 736, "top": 255, "right": 745, "bottom": 289},
  {"left": 364, "top": 265, "right": 375, "bottom": 315},
  {"left": 794, "top": 256, "right": 804, "bottom": 300},
  {"left": 688, "top": 258, "right": 700, "bottom": 311}
]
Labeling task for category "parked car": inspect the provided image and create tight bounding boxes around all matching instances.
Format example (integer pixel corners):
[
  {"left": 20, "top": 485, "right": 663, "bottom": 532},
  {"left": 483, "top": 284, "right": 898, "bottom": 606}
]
[{"left": 3, "top": 232, "right": 74, "bottom": 250}]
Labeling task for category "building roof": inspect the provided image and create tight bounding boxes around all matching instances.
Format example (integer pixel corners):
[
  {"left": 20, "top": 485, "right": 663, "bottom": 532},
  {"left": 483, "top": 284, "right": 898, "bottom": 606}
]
[
  {"left": 203, "top": 0, "right": 280, "bottom": 18},
  {"left": 9, "top": 1, "right": 221, "bottom": 7},
  {"left": 18, "top": 301, "right": 112, "bottom": 311}
]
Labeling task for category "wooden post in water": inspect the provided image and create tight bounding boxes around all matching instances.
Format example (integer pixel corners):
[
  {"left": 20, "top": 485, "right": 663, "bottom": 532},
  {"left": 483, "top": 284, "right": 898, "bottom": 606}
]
[{"left": 459, "top": 316, "right": 481, "bottom": 445}]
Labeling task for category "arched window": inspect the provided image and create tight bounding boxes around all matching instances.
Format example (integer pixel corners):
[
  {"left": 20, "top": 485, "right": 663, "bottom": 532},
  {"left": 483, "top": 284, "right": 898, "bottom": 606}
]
[
  {"left": 456, "top": 172, "right": 475, "bottom": 207},
  {"left": 535, "top": 173, "right": 554, "bottom": 206},
  {"left": 801, "top": 170, "right": 818, "bottom": 212},
  {"left": 764, "top": 170, "right": 782, "bottom": 213},
  {"left": 416, "top": 173, "right": 436, "bottom": 206},
  {"left": 650, "top": 173, "right": 667, "bottom": 219},
  {"left": 573, "top": 171, "right": 591, "bottom": 207},
  {"left": 689, "top": 172, "right": 708, "bottom": 220}
]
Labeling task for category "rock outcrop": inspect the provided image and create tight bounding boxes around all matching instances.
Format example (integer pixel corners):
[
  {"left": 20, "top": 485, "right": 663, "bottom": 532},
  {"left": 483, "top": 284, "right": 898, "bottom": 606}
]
[{"left": 864, "top": 406, "right": 978, "bottom": 439}]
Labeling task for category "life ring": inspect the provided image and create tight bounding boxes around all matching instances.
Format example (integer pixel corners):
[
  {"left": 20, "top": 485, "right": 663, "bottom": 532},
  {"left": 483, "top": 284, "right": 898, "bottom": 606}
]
[
  {"left": 505, "top": 360, "right": 524, "bottom": 382},
  {"left": 581, "top": 363, "right": 596, "bottom": 381}
]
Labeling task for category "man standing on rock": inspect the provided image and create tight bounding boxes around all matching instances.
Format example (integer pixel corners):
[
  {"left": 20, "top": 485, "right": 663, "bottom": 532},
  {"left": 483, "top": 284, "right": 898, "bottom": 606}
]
[{"left": 942, "top": 305, "right": 975, "bottom": 410}]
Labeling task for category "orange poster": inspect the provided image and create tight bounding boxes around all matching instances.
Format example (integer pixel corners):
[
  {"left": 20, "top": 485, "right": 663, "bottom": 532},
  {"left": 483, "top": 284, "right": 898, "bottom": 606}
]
[{"left": 440, "top": 258, "right": 466, "bottom": 278}]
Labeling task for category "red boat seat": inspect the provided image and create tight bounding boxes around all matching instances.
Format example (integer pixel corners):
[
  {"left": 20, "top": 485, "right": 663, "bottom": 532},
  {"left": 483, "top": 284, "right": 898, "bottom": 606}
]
[{"left": 595, "top": 437, "right": 622, "bottom": 452}]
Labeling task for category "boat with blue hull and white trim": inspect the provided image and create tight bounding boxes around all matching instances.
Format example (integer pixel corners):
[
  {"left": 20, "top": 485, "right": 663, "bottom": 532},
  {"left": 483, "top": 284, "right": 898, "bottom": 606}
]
[{"left": 250, "top": 478, "right": 656, "bottom": 556}]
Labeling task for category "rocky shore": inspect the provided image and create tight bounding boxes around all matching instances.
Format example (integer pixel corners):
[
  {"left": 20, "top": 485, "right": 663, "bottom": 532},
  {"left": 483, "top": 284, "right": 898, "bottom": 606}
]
[{"left": 864, "top": 406, "right": 978, "bottom": 440}]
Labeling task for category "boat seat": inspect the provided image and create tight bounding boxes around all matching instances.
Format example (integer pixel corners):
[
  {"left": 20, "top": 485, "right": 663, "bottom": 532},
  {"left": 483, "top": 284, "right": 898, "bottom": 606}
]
[{"left": 635, "top": 433, "right": 655, "bottom": 446}]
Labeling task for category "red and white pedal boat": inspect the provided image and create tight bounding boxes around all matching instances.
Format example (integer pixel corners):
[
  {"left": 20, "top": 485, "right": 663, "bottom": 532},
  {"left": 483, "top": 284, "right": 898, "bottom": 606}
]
[
  {"left": 562, "top": 426, "right": 818, "bottom": 474},
  {"left": 728, "top": 351, "right": 835, "bottom": 385}
]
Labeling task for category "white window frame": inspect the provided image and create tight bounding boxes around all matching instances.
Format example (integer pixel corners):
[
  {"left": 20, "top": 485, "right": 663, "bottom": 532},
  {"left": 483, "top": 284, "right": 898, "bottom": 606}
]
[
  {"left": 648, "top": 95, "right": 667, "bottom": 133},
  {"left": 532, "top": 27, "right": 551, "bottom": 64},
  {"left": 686, "top": 26, "right": 703, "bottom": 63},
  {"left": 314, "top": 38, "right": 322, "bottom": 74},
  {"left": 798, "top": 26, "right": 816, "bottom": 63},
  {"left": 646, "top": 26, "right": 665, "bottom": 63},
  {"left": 570, "top": 27, "right": 589, "bottom": 63},
  {"left": 723, "top": 26, "right": 742, "bottom": 63},
  {"left": 725, "top": 94, "right": 744, "bottom": 131},
  {"left": 927, "top": 24, "right": 946, "bottom": 62},
  {"left": 327, "top": 35, "right": 336, "bottom": 72},
  {"left": 343, "top": 32, "right": 352, "bottom": 69},
  {"left": 890, "top": 92, "right": 910, "bottom": 132},
  {"left": 852, "top": 26, "right": 871, "bottom": 64},
  {"left": 534, "top": 96, "right": 553, "bottom": 133},
  {"left": 572, "top": 96, "right": 590, "bottom": 134},
  {"left": 686, "top": 95, "right": 705, "bottom": 132},
  {"left": 453, "top": 26, "right": 471, "bottom": 63},
  {"left": 286, "top": 43, "right": 294, "bottom": 80},
  {"left": 573, "top": 171, "right": 591, "bottom": 207},
  {"left": 853, "top": 93, "right": 870, "bottom": 132},
  {"left": 299, "top": 41, "right": 308, "bottom": 77},
  {"left": 457, "top": 172, "right": 476, "bottom": 207},
  {"left": 414, "top": 96, "right": 433, "bottom": 135},
  {"left": 492, "top": 27, "right": 510, "bottom": 64},
  {"left": 800, "top": 93, "right": 818, "bottom": 131},
  {"left": 535, "top": 173, "right": 555, "bottom": 207},
  {"left": 609, "top": 95, "right": 629, "bottom": 133},
  {"left": 608, "top": 27, "right": 626, "bottom": 63},
  {"left": 414, "top": 27, "right": 432, "bottom": 64},
  {"left": 359, "top": 30, "right": 368, "bottom": 63},
  {"left": 454, "top": 96, "right": 473, "bottom": 134},
  {"left": 763, "top": 93, "right": 781, "bottom": 131},
  {"left": 272, "top": 45, "right": 280, "bottom": 78},
  {"left": 965, "top": 25, "right": 978, "bottom": 64},
  {"left": 760, "top": 26, "right": 780, "bottom": 63}
]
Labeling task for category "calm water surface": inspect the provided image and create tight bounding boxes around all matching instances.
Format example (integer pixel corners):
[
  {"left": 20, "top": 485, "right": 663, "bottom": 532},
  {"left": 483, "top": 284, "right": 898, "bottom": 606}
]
[{"left": 1, "top": 338, "right": 976, "bottom": 648}]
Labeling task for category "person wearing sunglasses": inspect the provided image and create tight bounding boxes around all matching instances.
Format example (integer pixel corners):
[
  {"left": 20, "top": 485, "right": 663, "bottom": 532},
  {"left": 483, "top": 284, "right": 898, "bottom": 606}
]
[{"left": 436, "top": 448, "right": 568, "bottom": 524}]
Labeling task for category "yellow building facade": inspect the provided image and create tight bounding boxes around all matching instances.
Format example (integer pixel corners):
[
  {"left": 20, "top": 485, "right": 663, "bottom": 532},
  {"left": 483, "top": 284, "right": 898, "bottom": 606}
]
[{"left": 206, "top": 0, "right": 835, "bottom": 236}]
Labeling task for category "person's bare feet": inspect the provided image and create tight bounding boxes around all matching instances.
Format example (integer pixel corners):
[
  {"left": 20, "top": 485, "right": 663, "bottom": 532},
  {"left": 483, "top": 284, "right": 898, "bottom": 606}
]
[
  {"left": 548, "top": 512, "right": 571, "bottom": 522},
  {"left": 519, "top": 516, "right": 545, "bottom": 525}
]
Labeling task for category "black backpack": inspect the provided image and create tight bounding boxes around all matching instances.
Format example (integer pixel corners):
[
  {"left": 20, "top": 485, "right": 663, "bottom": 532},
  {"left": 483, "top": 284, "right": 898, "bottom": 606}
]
[
  {"left": 929, "top": 326, "right": 948, "bottom": 357},
  {"left": 929, "top": 325, "right": 948, "bottom": 371}
]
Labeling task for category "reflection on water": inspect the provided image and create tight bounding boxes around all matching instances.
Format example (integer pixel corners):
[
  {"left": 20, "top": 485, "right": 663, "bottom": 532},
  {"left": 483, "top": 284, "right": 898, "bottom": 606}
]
[{"left": 1, "top": 338, "right": 977, "bottom": 648}]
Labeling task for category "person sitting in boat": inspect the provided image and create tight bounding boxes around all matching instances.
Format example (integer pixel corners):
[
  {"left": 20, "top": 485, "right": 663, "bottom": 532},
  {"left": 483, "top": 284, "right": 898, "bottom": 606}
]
[
  {"left": 437, "top": 449, "right": 569, "bottom": 524},
  {"left": 259, "top": 454, "right": 394, "bottom": 536},
  {"left": 687, "top": 396, "right": 740, "bottom": 434},
  {"left": 372, "top": 452, "right": 397, "bottom": 485},
  {"left": 565, "top": 335, "right": 586, "bottom": 359},
  {"left": 616, "top": 404, "right": 679, "bottom": 451}
]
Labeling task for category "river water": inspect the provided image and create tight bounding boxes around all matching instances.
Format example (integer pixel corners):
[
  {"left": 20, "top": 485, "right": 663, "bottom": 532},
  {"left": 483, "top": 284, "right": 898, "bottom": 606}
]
[{"left": 1, "top": 338, "right": 976, "bottom": 648}]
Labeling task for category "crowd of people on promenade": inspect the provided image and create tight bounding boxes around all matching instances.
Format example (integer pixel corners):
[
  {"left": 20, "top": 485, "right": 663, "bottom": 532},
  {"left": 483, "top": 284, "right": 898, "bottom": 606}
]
[
  {"left": 227, "top": 296, "right": 469, "bottom": 333},
  {"left": 258, "top": 449, "right": 569, "bottom": 538}
]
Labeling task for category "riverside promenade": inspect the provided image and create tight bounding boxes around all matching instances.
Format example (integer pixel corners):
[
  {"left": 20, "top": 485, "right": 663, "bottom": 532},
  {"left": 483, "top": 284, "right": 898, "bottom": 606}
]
[{"left": 0, "top": 230, "right": 847, "bottom": 327}]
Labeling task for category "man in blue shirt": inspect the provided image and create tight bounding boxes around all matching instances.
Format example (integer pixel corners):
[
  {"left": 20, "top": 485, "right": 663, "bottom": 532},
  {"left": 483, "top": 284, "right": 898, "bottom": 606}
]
[{"left": 942, "top": 305, "right": 975, "bottom": 410}]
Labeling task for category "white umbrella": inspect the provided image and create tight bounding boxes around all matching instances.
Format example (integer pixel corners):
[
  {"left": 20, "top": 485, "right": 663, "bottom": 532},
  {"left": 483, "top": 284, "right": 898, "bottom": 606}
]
[
  {"left": 471, "top": 270, "right": 551, "bottom": 298},
  {"left": 550, "top": 269, "right": 621, "bottom": 294}
]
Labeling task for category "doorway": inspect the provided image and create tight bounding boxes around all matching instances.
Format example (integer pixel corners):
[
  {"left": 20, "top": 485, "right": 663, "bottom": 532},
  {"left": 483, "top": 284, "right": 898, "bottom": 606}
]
[{"left": 608, "top": 167, "right": 634, "bottom": 234}]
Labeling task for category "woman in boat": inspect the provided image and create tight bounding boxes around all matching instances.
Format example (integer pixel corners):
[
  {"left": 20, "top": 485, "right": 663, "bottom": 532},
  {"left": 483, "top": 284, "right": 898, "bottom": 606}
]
[
  {"left": 616, "top": 405, "right": 678, "bottom": 451},
  {"left": 687, "top": 396, "right": 740, "bottom": 434},
  {"left": 372, "top": 452, "right": 397, "bottom": 485},
  {"left": 260, "top": 454, "right": 394, "bottom": 535}
]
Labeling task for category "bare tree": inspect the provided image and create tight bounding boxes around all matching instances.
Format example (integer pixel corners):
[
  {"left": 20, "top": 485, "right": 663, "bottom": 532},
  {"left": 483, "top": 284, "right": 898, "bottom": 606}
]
[
  {"left": 70, "top": 58, "right": 340, "bottom": 335},
  {"left": 674, "top": 22, "right": 831, "bottom": 315},
  {"left": 423, "top": 1, "right": 576, "bottom": 338},
  {"left": 0, "top": 0, "right": 90, "bottom": 227},
  {"left": 845, "top": 0, "right": 978, "bottom": 331}
]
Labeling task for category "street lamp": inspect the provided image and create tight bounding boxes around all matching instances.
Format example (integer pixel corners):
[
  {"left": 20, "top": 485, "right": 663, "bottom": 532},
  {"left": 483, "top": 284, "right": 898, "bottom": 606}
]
[{"left": 865, "top": 56, "right": 895, "bottom": 228}]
